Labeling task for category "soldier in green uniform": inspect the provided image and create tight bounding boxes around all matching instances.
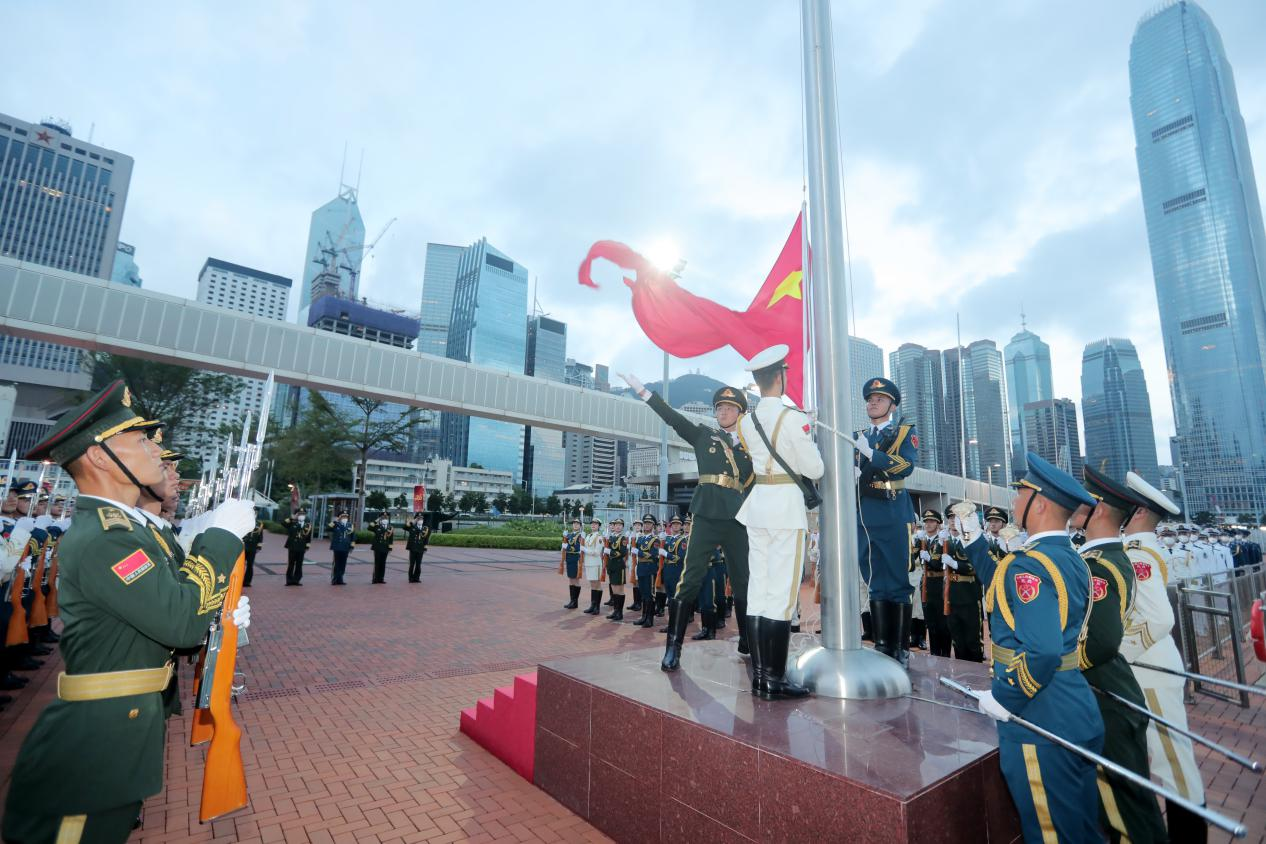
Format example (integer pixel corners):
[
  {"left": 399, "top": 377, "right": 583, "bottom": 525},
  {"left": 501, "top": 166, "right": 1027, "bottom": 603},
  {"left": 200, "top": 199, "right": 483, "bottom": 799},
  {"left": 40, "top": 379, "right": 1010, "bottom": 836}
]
[
  {"left": 2, "top": 380, "right": 253, "bottom": 844},
  {"left": 242, "top": 512, "right": 263, "bottom": 589},
  {"left": 911, "top": 509, "right": 951, "bottom": 657},
  {"left": 1074, "top": 466, "right": 1168, "bottom": 844},
  {"left": 283, "top": 509, "right": 312, "bottom": 585},
  {"left": 619, "top": 374, "right": 754, "bottom": 670},
  {"left": 604, "top": 518, "right": 629, "bottom": 621},
  {"left": 943, "top": 511, "right": 984, "bottom": 663},
  {"left": 405, "top": 512, "right": 431, "bottom": 583},
  {"left": 370, "top": 514, "right": 394, "bottom": 583},
  {"left": 559, "top": 518, "right": 583, "bottom": 609}
]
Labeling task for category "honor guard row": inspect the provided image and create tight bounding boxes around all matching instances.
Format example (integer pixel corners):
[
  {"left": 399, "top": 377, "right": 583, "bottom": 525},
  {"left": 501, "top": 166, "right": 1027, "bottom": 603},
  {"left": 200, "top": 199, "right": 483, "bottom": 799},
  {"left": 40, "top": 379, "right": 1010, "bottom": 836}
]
[{"left": 1, "top": 380, "right": 257, "bottom": 844}]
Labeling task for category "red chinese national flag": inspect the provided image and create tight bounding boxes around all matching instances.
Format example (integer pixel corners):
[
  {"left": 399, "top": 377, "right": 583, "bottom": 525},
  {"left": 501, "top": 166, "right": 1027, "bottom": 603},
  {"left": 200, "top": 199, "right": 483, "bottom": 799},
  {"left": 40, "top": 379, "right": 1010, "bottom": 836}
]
[{"left": 578, "top": 214, "right": 807, "bottom": 406}]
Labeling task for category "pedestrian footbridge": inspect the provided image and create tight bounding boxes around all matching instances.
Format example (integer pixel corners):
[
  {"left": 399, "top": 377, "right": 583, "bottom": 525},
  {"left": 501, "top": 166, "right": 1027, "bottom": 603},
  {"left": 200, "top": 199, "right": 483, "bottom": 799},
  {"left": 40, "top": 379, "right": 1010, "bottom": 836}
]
[{"left": 0, "top": 257, "right": 1011, "bottom": 504}]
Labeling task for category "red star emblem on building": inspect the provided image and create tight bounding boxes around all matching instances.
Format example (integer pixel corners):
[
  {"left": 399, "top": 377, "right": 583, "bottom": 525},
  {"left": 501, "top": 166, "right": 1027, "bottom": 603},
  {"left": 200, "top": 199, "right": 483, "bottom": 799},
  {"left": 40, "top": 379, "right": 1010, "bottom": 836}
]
[{"left": 35, "top": 130, "right": 52, "bottom": 144}]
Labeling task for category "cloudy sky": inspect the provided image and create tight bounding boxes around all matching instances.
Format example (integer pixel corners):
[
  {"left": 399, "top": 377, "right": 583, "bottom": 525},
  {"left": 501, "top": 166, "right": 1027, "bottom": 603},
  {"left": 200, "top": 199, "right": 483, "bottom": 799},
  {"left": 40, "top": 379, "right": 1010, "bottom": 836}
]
[{"left": 6, "top": 0, "right": 1266, "bottom": 462}]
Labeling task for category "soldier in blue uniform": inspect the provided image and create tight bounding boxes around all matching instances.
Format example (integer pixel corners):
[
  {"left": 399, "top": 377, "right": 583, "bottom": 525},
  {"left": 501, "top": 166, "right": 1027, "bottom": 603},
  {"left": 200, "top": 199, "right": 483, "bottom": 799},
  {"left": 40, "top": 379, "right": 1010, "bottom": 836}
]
[
  {"left": 958, "top": 453, "right": 1105, "bottom": 843},
  {"left": 691, "top": 544, "right": 727, "bottom": 641},
  {"left": 559, "top": 518, "right": 583, "bottom": 609},
  {"left": 327, "top": 511, "right": 355, "bottom": 585},
  {"left": 848, "top": 377, "right": 918, "bottom": 666},
  {"left": 658, "top": 516, "right": 687, "bottom": 632},
  {"left": 632, "top": 515, "right": 662, "bottom": 628}
]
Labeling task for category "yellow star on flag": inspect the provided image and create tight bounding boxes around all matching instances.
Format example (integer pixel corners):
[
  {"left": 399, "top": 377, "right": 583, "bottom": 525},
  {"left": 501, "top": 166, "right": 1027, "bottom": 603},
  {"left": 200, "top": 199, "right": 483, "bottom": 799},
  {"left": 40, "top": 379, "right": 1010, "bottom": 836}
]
[
  {"left": 766, "top": 270, "right": 803, "bottom": 309},
  {"left": 218, "top": 573, "right": 227, "bottom": 584}
]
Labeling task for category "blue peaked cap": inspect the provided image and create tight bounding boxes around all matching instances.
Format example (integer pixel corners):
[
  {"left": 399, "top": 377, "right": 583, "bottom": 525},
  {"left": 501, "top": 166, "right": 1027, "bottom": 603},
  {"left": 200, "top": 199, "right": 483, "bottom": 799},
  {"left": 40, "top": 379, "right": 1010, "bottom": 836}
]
[{"left": 1013, "top": 452, "right": 1097, "bottom": 512}]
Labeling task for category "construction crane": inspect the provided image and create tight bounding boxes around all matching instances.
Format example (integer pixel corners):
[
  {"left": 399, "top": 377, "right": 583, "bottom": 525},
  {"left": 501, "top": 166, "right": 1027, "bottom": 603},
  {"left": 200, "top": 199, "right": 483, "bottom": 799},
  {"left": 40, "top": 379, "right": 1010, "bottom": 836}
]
[{"left": 311, "top": 217, "right": 397, "bottom": 302}]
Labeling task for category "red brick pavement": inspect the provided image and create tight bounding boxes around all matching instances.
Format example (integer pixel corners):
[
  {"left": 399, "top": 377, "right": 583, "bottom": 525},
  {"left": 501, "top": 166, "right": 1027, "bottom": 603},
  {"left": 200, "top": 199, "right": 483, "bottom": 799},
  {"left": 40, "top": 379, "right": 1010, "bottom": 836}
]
[{"left": 0, "top": 541, "right": 1262, "bottom": 842}]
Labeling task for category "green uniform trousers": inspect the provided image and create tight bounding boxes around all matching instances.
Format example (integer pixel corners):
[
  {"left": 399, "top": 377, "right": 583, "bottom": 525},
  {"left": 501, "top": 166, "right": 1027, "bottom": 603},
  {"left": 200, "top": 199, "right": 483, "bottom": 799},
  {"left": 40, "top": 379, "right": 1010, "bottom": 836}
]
[
  {"left": 3, "top": 800, "right": 143, "bottom": 844},
  {"left": 1095, "top": 695, "right": 1169, "bottom": 844},
  {"left": 671, "top": 515, "right": 748, "bottom": 606}
]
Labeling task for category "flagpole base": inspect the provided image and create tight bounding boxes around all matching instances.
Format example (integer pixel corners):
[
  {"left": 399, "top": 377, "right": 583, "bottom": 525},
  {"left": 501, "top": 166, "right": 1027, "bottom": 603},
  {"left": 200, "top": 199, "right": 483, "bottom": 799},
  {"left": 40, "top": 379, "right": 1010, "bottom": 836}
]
[{"left": 786, "top": 644, "right": 912, "bottom": 700}]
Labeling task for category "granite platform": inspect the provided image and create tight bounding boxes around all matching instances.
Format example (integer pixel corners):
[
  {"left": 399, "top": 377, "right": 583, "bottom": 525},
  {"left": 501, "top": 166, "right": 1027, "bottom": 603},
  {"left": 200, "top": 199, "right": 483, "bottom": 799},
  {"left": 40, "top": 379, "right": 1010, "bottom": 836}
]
[{"left": 533, "top": 640, "right": 1022, "bottom": 843}]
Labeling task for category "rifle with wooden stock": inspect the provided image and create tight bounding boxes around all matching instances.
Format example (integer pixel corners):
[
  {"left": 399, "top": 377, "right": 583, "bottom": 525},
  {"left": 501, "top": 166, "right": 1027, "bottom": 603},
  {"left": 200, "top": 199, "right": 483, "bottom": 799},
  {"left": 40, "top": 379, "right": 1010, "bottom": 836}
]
[{"left": 190, "top": 371, "right": 274, "bottom": 822}]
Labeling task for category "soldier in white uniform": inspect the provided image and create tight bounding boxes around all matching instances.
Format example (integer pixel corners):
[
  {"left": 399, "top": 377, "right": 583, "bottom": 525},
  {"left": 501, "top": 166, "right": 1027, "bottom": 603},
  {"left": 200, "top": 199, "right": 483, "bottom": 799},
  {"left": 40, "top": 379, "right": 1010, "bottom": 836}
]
[
  {"left": 1122, "top": 472, "right": 1208, "bottom": 842},
  {"left": 580, "top": 517, "right": 609, "bottom": 615},
  {"left": 735, "top": 345, "right": 824, "bottom": 700}
]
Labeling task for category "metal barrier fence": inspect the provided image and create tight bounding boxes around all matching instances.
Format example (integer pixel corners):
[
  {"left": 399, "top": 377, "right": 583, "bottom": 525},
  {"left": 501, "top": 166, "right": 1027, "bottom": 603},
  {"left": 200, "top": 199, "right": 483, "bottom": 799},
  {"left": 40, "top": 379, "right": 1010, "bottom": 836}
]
[{"left": 1171, "top": 562, "right": 1266, "bottom": 708}]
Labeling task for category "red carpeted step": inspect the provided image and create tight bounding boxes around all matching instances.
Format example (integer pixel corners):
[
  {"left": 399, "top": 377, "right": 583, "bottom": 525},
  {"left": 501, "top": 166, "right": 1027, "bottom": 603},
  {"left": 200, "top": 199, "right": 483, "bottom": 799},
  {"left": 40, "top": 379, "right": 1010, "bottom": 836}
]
[{"left": 457, "top": 670, "right": 539, "bottom": 782}]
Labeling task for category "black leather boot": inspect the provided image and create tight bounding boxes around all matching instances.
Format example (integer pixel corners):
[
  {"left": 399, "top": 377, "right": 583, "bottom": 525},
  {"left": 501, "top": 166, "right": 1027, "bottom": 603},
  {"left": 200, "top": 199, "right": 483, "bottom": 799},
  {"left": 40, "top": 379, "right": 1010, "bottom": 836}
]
[
  {"left": 584, "top": 589, "right": 602, "bottom": 614},
  {"left": 604, "top": 586, "right": 614, "bottom": 607},
  {"left": 735, "top": 599, "right": 750, "bottom": 656},
  {"left": 691, "top": 612, "right": 716, "bottom": 640},
  {"left": 871, "top": 600, "right": 901, "bottom": 663},
  {"left": 747, "top": 615, "right": 764, "bottom": 692},
  {"left": 636, "top": 599, "right": 654, "bottom": 627},
  {"left": 655, "top": 593, "right": 666, "bottom": 617},
  {"left": 910, "top": 618, "right": 927, "bottom": 650},
  {"left": 861, "top": 610, "right": 874, "bottom": 641},
  {"left": 629, "top": 587, "right": 642, "bottom": 612},
  {"left": 714, "top": 598, "right": 726, "bottom": 629},
  {"left": 661, "top": 599, "right": 691, "bottom": 672},
  {"left": 564, "top": 585, "right": 580, "bottom": 609},
  {"left": 755, "top": 618, "right": 810, "bottom": 700},
  {"left": 898, "top": 603, "right": 912, "bottom": 668},
  {"left": 609, "top": 594, "right": 625, "bottom": 621}
]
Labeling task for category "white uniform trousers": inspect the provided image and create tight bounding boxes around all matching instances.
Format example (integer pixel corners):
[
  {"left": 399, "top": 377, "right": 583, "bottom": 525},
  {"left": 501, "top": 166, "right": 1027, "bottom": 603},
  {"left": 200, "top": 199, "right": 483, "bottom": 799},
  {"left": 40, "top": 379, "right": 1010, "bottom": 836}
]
[
  {"left": 747, "top": 527, "right": 805, "bottom": 621},
  {"left": 1136, "top": 670, "right": 1206, "bottom": 803}
]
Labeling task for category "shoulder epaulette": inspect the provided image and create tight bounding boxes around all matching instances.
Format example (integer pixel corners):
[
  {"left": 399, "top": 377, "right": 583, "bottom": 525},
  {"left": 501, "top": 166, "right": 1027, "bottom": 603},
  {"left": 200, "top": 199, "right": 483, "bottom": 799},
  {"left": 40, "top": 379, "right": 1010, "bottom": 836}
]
[
  {"left": 1081, "top": 549, "right": 1102, "bottom": 561},
  {"left": 1125, "top": 539, "right": 1142, "bottom": 550},
  {"left": 97, "top": 506, "right": 134, "bottom": 532}
]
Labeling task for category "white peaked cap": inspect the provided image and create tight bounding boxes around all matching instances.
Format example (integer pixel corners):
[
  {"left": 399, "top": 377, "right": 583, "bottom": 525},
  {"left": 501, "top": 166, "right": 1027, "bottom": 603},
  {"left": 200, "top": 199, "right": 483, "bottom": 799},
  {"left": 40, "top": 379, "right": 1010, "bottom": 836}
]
[
  {"left": 1126, "top": 471, "right": 1180, "bottom": 516},
  {"left": 744, "top": 344, "right": 790, "bottom": 372}
]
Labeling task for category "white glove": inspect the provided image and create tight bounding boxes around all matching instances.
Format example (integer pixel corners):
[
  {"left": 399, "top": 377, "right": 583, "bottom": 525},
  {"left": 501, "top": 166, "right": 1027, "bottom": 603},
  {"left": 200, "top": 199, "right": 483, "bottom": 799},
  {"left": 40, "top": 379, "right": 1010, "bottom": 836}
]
[
  {"left": 207, "top": 499, "right": 256, "bottom": 539},
  {"left": 851, "top": 434, "right": 874, "bottom": 460},
  {"left": 619, "top": 372, "right": 649, "bottom": 400},
  {"left": 949, "top": 501, "right": 982, "bottom": 545},
  {"left": 919, "top": 550, "right": 931, "bottom": 563},
  {"left": 34, "top": 514, "right": 53, "bottom": 529},
  {"left": 0, "top": 553, "right": 17, "bottom": 578},
  {"left": 8, "top": 527, "right": 32, "bottom": 553},
  {"left": 977, "top": 690, "right": 1011, "bottom": 722},
  {"left": 231, "top": 595, "right": 251, "bottom": 630},
  {"left": 14, "top": 517, "right": 34, "bottom": 534},
  {"left": 853, "top": 466, "right": 862, "bottom": 482},
  {"left": 944, "top": 554, "right": 959, "bottom": 570},
  {"left": 54, "top": 517, "right": 72, "bottom": 532}
]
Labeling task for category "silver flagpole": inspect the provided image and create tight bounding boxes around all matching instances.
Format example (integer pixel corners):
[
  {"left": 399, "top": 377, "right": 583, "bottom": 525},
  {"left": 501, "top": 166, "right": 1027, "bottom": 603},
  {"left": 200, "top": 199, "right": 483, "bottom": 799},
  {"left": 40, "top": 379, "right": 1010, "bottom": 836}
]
[{"left": 787, "top": 0, "right": 911, "bottom": 698}]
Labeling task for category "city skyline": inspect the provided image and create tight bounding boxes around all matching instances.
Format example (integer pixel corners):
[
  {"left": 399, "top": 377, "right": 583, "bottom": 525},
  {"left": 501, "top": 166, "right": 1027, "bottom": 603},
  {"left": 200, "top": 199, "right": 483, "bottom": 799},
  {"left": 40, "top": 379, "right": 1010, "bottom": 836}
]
[{"left": 4, "top": 2, "right": 1266, "bottom": 464}]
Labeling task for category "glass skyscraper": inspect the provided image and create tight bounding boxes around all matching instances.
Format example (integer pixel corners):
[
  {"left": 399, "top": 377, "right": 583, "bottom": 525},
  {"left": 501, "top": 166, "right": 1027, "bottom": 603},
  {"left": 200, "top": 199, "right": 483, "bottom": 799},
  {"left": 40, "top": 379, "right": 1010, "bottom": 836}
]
[
  {"left": 887, "top": 342, "right": 942, "bottom": 472},
  {"left": 1004, "top": 324, "right": 1053, "bottom": 480},
  {"left": 1023, "top": 398, "right": 1083, "bottom": 480},
  {"left": 440, "top": 239, "right": 528, "bottom": 481},
  {"left": 1130, "top": 1, "right": 1266, "bottom": 515},
  {"left": 1081, "top": 338, "right": 1160, "bottom": 485},
  {"left": 943, "top": 341, "right": 1011, "bottom": 484},
  {"left": 297, "top": 185, "right": 364, "bottom": 325},
  {"left": 418, "top": 243, "right": 463, "bottom": 358},
  {"left": 849, "top": 336, "right": 884, "bottom": 433},
  {"left": 524, "top": 315, "right": 567, "bottom": 498}
]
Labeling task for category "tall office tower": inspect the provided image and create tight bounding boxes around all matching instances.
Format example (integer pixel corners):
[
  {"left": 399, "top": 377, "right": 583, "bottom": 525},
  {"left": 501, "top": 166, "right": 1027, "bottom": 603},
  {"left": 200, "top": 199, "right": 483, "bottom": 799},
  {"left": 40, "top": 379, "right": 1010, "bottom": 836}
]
[
  {"left": 297, "top": 181, "right": 364, "bottom": 325},
  {"left": 418, "top": 243, "right": 463, "bottom": 357},
  {"left": 1004, "top": 320, "right": 1053, "bottom": 479},
  {"left": 524, "top": 315, "right": 567, "bottom": 498},
  {"left": 110, "top": 242, "right": 142, "bottom": 287},
  {"left": 942, "top": 340, "right": 1011, "bottom": 484},
  {"left": 1081, "top": 338, "right": 1160, "bottom": 485},
  {"left": 1130, "top": 1, "right": 1266, "bottom": 515},
  {"left": 1022, "top": 398, "right": 1083, "bottom": 479},
  {"left": 0, "top": 114, "right": 134, "bottom": 455},
  {"left": 849, "top": 336, "right": 884, "bottom": 432},
  {"left": 195, "top": 259, "right": 292, "bottom": 461},
  {"left": 888, "top": 343, "right": 943, "bottom": 472},
  {"left": 563, "top": 359, "right": 619, "bottom": 489},
  {"left": 440, "top": 239, "right": 528, "bottom": 481}
]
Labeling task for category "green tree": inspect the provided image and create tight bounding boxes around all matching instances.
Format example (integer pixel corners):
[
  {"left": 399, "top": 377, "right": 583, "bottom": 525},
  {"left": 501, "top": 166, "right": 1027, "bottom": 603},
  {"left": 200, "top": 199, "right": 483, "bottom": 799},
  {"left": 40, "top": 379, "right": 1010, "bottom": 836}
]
[
  {"left": 394, "top": 493, "right": 409, "bottom": 511},
  {"left": 443, "top": 492, "right": 458, "bottom": 512},
  {"left": 1192, "top": 511, "right": 1216, "bottom": 527},
  {"left": 89, "top": 353, "right": 240, "bottom": 459},
  {"left": 492, "top": 494, "right": 509, "bottom": 513},
  {"left": 469, "top": 462, "right": 485, "bottom": 470},
  {"left": 366, "top": 490, "right": 390, "bottom": 511},
  {"left": 458, "top": 491, "right": 479, "bottom": 512},
  {"left": 583, "top": 502, "right": 594, "bottom": 519},
  {"left": 546, "top": 495, "right": 561, "bottom": 516},
  {"left": 266, "top": 392, "right": 354, "bottom": 497},
  {"left": 427, "top": 490, "right": 446, "bottom": 512},
  {"left": 472, "top": 493, "right": 489, "bottom": 513}
]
